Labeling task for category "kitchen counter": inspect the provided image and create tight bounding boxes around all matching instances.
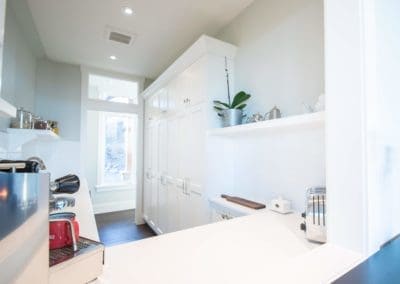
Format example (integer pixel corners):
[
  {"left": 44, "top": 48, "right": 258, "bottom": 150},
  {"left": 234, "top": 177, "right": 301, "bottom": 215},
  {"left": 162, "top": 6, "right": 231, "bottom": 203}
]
[{"left": 95, "top": 212, "right": 363, "bottom": 284}]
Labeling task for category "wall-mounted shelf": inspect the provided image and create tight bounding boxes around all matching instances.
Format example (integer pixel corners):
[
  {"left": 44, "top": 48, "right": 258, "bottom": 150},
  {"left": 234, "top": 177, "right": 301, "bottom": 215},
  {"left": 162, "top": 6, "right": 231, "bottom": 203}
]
[
  {"left": 5, "top": 128, "right": 59, "bottom": 139},
  {"left": 3, "top": 128, "right": 59, "bottom": 152},
  {"left": 0, "top": 98, "right": 16, "bottom": 118},
  {"left": 207, "top": 111, "right": 325, "bottom": 137}
]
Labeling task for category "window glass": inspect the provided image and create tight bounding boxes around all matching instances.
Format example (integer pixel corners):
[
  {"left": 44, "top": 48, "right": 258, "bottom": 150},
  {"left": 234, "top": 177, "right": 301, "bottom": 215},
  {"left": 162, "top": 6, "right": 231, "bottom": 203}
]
[
  {"left": 88, "top": 74, "right": 138, "bottom": 104},
  {"left": 98, "top": 112, "right": 138, "bottom": 186}
]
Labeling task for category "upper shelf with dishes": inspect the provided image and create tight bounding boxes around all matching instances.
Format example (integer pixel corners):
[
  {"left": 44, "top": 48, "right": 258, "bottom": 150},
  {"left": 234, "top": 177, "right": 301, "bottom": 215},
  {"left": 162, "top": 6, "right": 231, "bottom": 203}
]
[
  {"left": 1, "top": 107, "right": 60, "bottom": 152},
  {"left": 207, "top": 111, "right": 325, "bottom": 138}
]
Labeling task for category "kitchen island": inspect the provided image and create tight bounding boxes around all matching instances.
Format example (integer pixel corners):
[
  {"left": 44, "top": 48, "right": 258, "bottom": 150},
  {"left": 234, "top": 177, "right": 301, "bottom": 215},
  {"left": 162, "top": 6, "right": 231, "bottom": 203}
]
[{"left": 95, "top": 212, "right": 363, "bottom": 284}]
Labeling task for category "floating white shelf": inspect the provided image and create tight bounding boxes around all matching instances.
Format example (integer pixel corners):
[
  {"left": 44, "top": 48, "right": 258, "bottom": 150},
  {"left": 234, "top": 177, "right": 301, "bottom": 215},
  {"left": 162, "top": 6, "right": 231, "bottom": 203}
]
[
  {"left": 0, "top": 98, "right": 16, "bottom": 118},
  {"left": 207, "top": 111, "right": 325, "bottom": 137},
  {"left": 3, "top": 128, "right": 59, "bottom": 152},
  {"left": 5, "top": 128, "right": 59, "bottom": 139}
]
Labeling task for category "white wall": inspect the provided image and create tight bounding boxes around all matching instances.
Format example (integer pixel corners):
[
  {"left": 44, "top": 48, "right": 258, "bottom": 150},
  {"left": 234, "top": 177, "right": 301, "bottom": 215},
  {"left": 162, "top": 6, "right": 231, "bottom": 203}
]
[
  {"left": 207, "top": 127, "right": 325, "bottom": 212},
  {"left": 35, "top": 59, "right": 81, "bottom": 141},
  {"left": 20, "top": 139, "right": 81, "bottom": 178},
  {"left": 204, "top": 0, "right": 326, "bottom": 211},
  {"left": 217, "top": 0, "right": 324, "bottom": 117},
  {"left": 0, "top": 2, "right": 38, "bottom": 129}
]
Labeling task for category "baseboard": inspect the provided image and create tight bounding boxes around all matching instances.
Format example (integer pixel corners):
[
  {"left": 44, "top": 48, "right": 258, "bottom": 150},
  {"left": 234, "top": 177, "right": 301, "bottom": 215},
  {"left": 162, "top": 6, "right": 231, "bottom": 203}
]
[{"left": 93, "top": 199, "right": 135, "bottom": 214}]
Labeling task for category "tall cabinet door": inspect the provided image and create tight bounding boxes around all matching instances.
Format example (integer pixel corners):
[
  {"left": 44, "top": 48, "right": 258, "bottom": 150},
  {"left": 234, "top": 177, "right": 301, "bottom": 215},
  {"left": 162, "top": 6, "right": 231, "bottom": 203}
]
[
  {"left": 149, "top": 122, "right": 159, "bottom": 229},
  {"left": 157, "top": 119, "right": 168, "bottom": 234},
  {"left": 166, "top": 115, "right": 182, "bottom": 233},
  {"left": 182, "top": 104, "right": 206, "bottom": 195},
  {"left": 143, "top": 126, "right": 152, "bottom": 222},
  {"left": 179, "top": 104, "right": 208, "bottom": 229},
  {"left": 183, "top": 57, "right": 206, "bottom": 107}
]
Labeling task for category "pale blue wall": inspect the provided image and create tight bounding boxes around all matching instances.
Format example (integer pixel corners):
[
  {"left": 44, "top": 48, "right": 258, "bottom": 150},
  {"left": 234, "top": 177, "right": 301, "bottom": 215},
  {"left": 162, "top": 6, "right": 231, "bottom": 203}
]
[
  {"left": 0, "top": 2, "right": 38, "bottom": 129},
  {"left": 35, "top": 59, "right": 81, "bottom": 141}
]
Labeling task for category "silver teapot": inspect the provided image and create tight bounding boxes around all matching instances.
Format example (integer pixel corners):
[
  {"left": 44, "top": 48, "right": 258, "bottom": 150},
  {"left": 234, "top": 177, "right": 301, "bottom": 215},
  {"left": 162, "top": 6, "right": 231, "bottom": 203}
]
[{"left": 265, "top": 106, "right": 281, "bottom": 120}]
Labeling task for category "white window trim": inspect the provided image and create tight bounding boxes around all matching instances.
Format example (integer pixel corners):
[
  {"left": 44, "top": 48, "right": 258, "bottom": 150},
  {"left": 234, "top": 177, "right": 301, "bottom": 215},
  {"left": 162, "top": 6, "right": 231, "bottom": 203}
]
[
  {"left": 80, "top": 66, "right": 145, "bottom": 223},
  {"left": 96, "top": 111, "right": 137, "bottom": 189},
  {"left": 95, "top": 183, "right": 136, "bottom": 193}
]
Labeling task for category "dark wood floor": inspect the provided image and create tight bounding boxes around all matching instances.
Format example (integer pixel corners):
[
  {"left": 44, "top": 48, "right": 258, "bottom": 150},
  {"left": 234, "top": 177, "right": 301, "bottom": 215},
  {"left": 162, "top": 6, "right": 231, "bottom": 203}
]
[{"left": 95, "top": 209, "right": 155, "bottom": 247}]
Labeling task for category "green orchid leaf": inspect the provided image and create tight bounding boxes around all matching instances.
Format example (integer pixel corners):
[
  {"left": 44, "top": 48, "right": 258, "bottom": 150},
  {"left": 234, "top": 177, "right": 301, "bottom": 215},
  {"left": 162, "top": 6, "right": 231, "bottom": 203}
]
[
  {"left": 214, "top": 106, "right": 225, "bottom": 112},
  {"left": 213, "top": 100, "right": 230, "bottom": 108},
  {"left": 236, "top": 104, "right": 247, "bottom": 110},
  {"left": 231, "top": 92, "right": 251, "bottom": 108}
]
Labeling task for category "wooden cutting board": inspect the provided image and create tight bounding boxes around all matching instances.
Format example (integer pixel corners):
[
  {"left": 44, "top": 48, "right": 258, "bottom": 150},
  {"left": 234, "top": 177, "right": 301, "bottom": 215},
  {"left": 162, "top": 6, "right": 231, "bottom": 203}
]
[{"left": 221, "top": 194, "right": 266, "bottom": 210}]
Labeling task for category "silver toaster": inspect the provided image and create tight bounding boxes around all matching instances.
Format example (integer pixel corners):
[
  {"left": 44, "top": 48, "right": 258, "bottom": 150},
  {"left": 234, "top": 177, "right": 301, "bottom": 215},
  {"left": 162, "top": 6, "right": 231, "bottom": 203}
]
[{"left": 300, "top": 187, "right": 326, "bottom": 243}]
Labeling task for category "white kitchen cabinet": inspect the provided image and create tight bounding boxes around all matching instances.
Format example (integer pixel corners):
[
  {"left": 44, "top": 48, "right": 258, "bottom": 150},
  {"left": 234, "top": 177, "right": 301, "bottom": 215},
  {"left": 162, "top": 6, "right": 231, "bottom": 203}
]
[
  {"left": 180, "top": 104, "right": 206, "bottom": 195},
  {"left": 158, "top": 88, "right": 168, "bottom": 114},
  {"left": 143, "top": 121, "right": 159, "bottom": 231},
  {"left": 142, "top": 35, "right": 237, "bottom": 234},
  {"left": 157, "top": 119, "right": 168, "bottom": 234},
  {"left": 150, "top": 122, "right": 159, "bottom": 230},
  {"left": 143, "top": 126, "right": 152, "bottom": 222},
  {"left": 182, "top": 57, "right": 206, "bottom": 107},
  {"left": 165, "top": 115, "right": 182, "bottom": 232},
  {"left": 144, "top": 97, "right": 155, "bottom": 124}
]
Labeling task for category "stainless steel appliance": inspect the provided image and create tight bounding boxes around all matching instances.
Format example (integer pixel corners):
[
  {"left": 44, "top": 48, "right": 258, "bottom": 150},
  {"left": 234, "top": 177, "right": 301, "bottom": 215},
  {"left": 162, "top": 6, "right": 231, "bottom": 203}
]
[
  {"left": 265, "top": 106, "right": 282, "bottom": 120},
  {"left": 49, "top": 174, "right": 80, "bottom": 251},
  {"left": 0, "top": 161, "right": 49, "bottom": 284},
  {"left": 300, "top": 187, "right": 326, "bottom": 243},
  {"left": 47, "top": 174, "right": 105, "bottom": 284}
]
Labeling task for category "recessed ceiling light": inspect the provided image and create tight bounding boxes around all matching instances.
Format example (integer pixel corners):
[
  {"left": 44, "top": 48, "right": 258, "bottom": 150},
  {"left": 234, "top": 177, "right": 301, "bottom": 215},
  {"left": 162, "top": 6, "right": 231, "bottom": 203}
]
[
  {"left": 122, "top": 7, "right": 133, "bottom": 15},
  {"left": 110, "top": 55, "right": 117, "bottom": 60}
]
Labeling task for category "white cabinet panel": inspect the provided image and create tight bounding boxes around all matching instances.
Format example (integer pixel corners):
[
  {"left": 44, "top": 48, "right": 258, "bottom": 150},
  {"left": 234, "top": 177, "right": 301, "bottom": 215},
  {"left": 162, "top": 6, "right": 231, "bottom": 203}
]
[
  {"left": 158, "top": 88, "right": 168, "bottom": 114},
  {"left": 143, "top": 127, "right": 152, "bottom": 221},
  {"left": 157, "top": 120, "right": 168, "bottom": 234},
  {"left": 173, "top": 75, "right": 188, "bottom": 113},
  {"left": 165, "top": 116, "right": 181, "bottom": 232},
  {"left": 149, "top": 123, "right": 159, "bottom": 228},
  {"left": 181, "top": 104, "right": 206, "bottom": 194},
  {"left": 184, "top": 58, "right": 206, "bottom": 107},
  {"left": 166, "top": 183, "right": 180, "bottom": 233},
  {"left": 178, "top": 190, "right": 208, "bottom": 230}
]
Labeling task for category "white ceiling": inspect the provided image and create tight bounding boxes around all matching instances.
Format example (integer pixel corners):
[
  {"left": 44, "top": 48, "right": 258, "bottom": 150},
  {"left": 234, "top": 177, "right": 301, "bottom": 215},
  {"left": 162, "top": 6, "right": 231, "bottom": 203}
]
[{"left": 25, "top": 0, "right": 253, "bottom": 79}]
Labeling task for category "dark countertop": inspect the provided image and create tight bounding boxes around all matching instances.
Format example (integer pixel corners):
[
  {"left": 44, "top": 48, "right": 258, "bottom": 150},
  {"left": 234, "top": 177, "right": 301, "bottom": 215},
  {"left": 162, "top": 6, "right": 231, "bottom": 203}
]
[{"left": 334, "top": 236, "right": 400, "bottom": 284}]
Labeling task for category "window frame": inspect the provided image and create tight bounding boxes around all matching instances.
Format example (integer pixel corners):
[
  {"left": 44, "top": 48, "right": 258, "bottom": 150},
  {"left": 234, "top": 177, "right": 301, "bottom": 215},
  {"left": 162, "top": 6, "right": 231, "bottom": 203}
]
[
  {"left": 88, "top": 73, "right": 140, "bottom": 105},
  {"left": 96, "top": 111, "right": 137, "bottom": 190},
  {"left": 80, "top": 66, "right": 144, "bottom": 193}
]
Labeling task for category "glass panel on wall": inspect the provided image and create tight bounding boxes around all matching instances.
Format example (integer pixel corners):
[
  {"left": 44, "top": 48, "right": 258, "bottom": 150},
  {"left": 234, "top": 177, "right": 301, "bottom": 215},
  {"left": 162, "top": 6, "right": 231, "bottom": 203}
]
[{"left": 88, "top": 74, "right": 139, "bottom": 104}]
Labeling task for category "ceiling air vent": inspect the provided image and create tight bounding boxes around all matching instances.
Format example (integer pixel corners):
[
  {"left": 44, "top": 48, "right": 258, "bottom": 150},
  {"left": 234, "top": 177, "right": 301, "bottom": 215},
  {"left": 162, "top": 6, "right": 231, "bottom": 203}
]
[
  {"left": 109, "top": 31, "right": 132, "bottom": 45},
  {"left": 105, "top": 26, "right": 136, "bottom": 46}
]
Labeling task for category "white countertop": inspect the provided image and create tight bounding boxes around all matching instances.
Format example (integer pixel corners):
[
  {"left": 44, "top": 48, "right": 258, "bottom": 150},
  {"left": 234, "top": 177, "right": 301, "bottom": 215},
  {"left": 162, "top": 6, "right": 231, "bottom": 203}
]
[{"left": 95, "top": 211, "right": 363, "bottom": 284}]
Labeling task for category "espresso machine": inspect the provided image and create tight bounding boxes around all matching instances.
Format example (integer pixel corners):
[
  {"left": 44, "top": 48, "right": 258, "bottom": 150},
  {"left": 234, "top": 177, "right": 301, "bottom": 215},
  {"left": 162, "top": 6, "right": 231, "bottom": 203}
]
[
  {"left": 49, "top": 174, "right": 81, "bottom": 251},
  {"left": 0, "top": 160, "right": 50, "bottom": 283}
]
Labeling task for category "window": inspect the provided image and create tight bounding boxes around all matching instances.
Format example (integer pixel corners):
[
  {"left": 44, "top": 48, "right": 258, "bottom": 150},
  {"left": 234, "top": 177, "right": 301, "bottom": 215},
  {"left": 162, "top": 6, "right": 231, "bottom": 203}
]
[
  {"left": 88, "top": 74, "right": 139, "bottom": 104},
  {"left": 97, "top": 112, "right": 138, "bottom": 188}
]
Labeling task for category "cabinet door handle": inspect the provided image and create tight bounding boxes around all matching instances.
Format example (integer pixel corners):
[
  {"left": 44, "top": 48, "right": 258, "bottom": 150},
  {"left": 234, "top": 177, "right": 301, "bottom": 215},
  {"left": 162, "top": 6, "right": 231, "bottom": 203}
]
[
  {"left": 165, "top": 175, "right": 174, "bottom": 185},
  {"left": 146, "top": 171, "right": 152, "bottom": 179},
  {"left": 160, "top": 175, "right": 168, "bottom": 186},
  {"left": 176, "top": 178, "right": 185, "bottom": 189}
]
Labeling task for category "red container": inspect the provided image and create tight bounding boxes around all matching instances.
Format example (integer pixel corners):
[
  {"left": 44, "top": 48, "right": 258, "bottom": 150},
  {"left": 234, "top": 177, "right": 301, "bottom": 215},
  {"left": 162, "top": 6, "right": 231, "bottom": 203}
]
[{"left": 49, "top": 212, "right": 79, "bottom": 250}]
